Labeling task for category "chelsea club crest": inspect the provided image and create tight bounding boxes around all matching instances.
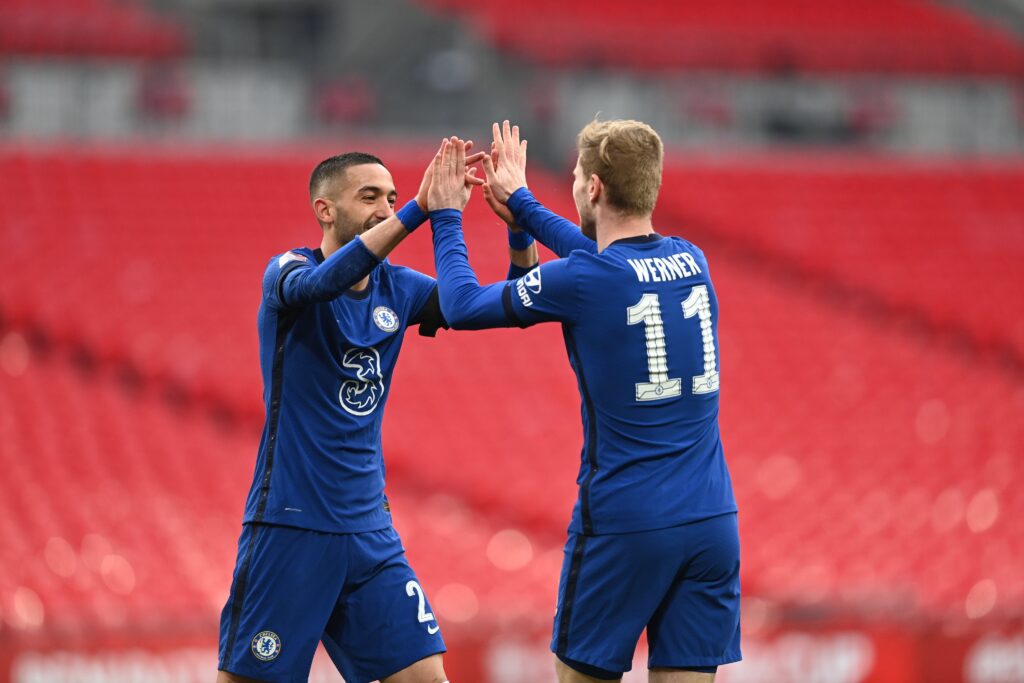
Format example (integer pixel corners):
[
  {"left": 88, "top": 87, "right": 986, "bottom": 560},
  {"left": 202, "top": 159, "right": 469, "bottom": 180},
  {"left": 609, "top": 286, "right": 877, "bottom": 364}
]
[
  {"left": 251, "top": 630, "right": 282, "bottom": 661},
  {"left": 373, "top": 306, "right": 400, "bottom": 333}
]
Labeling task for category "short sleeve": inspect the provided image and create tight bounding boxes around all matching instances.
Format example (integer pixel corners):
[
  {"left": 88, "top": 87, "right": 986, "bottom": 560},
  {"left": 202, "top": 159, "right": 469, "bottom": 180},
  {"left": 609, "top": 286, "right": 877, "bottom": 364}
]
[{"left": 505, "top": 257, "right": 580, "bottom": 327}]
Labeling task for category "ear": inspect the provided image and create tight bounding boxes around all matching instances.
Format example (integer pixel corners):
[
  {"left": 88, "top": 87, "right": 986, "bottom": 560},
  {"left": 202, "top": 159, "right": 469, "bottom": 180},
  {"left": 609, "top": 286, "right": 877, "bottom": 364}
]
[
  {"left": 588, "top": 174, "right": 602, "bottom": 204},
  {"left": 312, "top": 197, "right": 334, "bottom": 225}
]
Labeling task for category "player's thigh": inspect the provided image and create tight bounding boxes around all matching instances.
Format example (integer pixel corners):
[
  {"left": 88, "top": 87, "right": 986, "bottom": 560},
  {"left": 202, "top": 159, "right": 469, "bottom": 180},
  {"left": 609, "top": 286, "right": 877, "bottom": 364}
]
[
  {"left": 218, "top": 524, "right": 348, "bottom": 683},
  {"left": 552, "top": 531, "right": 683, "bottom": 677},
  {"left": 649, "top": 669, "right": 715, "bottom": 683},
  {"left": 322, "top": 527, "right": 446, "bottom": 683},
  {"left": 379, "top": 653, "right": 447, "bottom": 683},
  {"left": 554, "top": 655, "right": 622, "bottom": 683},
  {"left": 647, "top": 514, "right": 741, "bottom": 670},
  {"left": 216, "top": 671, "right": 270, "bottom": 683}
]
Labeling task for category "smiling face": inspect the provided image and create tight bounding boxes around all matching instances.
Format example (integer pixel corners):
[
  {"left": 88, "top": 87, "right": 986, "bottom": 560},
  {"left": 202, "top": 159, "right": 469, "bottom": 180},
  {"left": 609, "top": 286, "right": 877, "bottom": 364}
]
[{"left": 319, "top": 163, "right": 397, "bottom": 245}]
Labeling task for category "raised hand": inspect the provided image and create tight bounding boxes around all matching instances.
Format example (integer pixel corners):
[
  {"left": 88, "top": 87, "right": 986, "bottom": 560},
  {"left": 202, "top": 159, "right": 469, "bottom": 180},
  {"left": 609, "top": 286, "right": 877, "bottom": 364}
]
[
  {"left": 417, "top": 139, "right": 485, "bottom": 211},
  {"left": 479, "top": 179, "right": 512, "bottom": 224},
  {"left": 428, "top": 137, "right": 479, "bottom": 212},
  {"left": 481, "top": 120, "right": 528, "bottom": 204}
]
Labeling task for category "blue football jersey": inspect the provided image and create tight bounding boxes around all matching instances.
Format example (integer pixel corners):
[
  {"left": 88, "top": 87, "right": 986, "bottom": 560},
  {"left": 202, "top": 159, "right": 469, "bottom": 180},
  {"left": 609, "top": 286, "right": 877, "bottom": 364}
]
[
  {"left": 243, "top": 246, "right": 438, "bottom": 533},
  {"left": 506, "top": 235, "right": 737, "bottom": 534},
  {"left": 431, "top": 195, "right": 737, "bottom": 536}
]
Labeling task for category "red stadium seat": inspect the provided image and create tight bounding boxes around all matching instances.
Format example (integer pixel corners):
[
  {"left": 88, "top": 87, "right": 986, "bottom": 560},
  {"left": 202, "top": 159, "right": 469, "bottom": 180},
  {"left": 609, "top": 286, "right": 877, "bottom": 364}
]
[
  {"left": 0, "top": 349, "right": 564, "bottom": 632},
  {"left": 0, "top": 0, "right": 185, "bottom": 59},
  {"left": 416, "top": 0, "right": 1024, "bottom": 75},
  {"left": 657, "top": 156, "right": 1024, "bottom": 356}
]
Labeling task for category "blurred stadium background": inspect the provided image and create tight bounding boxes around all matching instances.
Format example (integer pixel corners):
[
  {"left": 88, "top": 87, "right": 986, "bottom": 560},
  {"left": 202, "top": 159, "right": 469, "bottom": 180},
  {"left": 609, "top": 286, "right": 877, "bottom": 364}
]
[{"left": 1, "top": 0, "right": 1024, "bottom": 681}]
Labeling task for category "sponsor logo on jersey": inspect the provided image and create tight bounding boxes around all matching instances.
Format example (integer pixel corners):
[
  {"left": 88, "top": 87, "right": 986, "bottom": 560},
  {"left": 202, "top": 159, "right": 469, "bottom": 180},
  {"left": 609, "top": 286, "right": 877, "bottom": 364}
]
[
  {"left": 516, "top": 267, "right": 542, "bottom": 307},
  {"left": 372, "top": 306, "right": 400, "bottom": 333},
  {"left": 277, "top": 251, "right": 308, "bottom": 268},
  {"left": 251, "top": 631, "right": 282, "bottom": 661},
  {"left": 523, "top": 267, "right": 542, "bottom": 294},
  {"left": 340, "top": 347, "right": 385, "bottom": 416}
]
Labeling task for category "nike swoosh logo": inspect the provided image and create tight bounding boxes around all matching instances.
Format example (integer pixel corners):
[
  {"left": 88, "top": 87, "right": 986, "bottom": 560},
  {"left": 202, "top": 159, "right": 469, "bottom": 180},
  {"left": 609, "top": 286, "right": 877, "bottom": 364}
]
[{"left": 427, "top": 625, "right": 439, "bottom": 635}]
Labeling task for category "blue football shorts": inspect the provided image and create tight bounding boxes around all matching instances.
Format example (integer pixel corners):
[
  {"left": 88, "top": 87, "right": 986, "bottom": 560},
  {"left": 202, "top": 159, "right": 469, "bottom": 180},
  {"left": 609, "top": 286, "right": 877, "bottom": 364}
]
[
  {"left": 218, "top": 523, "right": 446, "bottom": 683},
  {"left": 551, "top": 513, "right": 741, "bottom": 677}
]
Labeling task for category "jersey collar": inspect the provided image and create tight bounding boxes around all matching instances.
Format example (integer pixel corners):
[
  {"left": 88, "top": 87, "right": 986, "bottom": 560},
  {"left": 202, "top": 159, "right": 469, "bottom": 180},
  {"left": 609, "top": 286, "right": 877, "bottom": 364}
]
[{"left": 610, "top": 233, "right": 662, "bottom": 247}]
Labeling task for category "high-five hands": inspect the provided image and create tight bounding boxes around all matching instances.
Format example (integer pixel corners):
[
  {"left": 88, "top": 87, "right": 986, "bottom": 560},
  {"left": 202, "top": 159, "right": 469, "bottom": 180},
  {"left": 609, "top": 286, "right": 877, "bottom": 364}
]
[
  {"left": 481, "top": 142, "right": 517, "bottom": 227},
  {"left": 428, "top": 137, "right": 484, "bottom": 212},
  {"left": 417, "top": 138, "right": 485, "bottom": 211},
  {"left": 481, "top": 120, "right": 528, "bottom": 205}
]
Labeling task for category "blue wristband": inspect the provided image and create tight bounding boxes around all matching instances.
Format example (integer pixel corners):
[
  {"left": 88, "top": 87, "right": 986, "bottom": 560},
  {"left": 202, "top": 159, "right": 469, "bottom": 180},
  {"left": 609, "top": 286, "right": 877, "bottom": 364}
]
[
  {"left": 508, "top": 227, "right": 535, "bottom": 250},
  {"left": 396, "top": 200, "right": 428, "bottom": 232}
]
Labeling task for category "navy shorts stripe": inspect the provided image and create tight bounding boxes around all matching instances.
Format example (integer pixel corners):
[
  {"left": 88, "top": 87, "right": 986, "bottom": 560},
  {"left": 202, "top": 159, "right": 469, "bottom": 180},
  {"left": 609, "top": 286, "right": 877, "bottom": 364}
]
[
  {"left": 556, "top": 534, "right": 588, "bottom": 655},
  {"left": 222, "top": 524, "right": 263, "bottom": 663}
]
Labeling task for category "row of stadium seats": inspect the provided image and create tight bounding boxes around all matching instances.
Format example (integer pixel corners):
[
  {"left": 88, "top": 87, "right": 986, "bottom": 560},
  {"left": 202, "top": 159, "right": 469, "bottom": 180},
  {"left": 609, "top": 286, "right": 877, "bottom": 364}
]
[
  {"left": 0, "top": 0, "right": 184, "bottom": 58},
  {"left": 419, "top": 0, "right": 1024, "bottom": 75},
  {"left": 3, "top": 148, "right": 1021, "bottom": 408},
  {"left": 658, "top": 157, "right": 1024, "bottom": 357},
  {"left": 1, "top": 146, "right": 1020, "bottom": 626},
  {"left": 0, "top": 347, "right": 560, "bottom": 632}
]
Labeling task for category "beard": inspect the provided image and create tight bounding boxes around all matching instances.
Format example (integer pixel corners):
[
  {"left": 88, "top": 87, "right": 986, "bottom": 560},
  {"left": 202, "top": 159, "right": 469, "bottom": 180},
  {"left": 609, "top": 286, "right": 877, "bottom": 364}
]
[
  {"left": 576, "top": 199, "right": 597, "bottom": 240},
  {"left": 336, "top": 214, "right": 383, "bottom": 243}
]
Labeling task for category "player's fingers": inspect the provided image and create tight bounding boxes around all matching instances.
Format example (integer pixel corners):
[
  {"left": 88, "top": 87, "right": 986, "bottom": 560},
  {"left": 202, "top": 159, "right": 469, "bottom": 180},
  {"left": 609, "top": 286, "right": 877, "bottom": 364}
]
[
  {"left": 465, "top": 168, "right": 484, "bottom": 186},
  {"left": 521, "top": 139, "right": 528, "bottom": 166},
  {"left": 492, "top": 122, "right": 503, "bottom": 154},
  {"left": 454, "top": 138, "right": 465, "bottom": 183},
  {"left": 512, "top": 124, "right": 520, "bottom": 150},
  {"left": 465, "top": 151, "right": 486, "bottom": 166},
  {"left": 455, "top": 138, "right": 466, "bottom": 177},
  {"left": 432, "top": 140, "right": 445, "bottom": 181},
  {"left": 444, "top": 138, "right": 456, "bottom": 179},
  {"left": 481, "top": 153, "right": 498, "bottom": 183},
  {"left": 445, "top": 136, "right": 458, "bottom": 179},
  {"left": 490, "top": 142, "right": 499, "bottom": 167},
  {"left": 465, "top": 139, "right": 474, "bottom": 153},
  {"left": 503, "top": 120, "right": 513, "bottom": 152}
]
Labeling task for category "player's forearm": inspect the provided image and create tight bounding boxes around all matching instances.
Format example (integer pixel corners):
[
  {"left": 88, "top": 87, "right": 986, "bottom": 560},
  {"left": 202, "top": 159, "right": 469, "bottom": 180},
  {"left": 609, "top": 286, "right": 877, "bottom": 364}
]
[
  {"left": 430, "top": 209, "right": 514, "bottom": 330},
  {"left": 507, "top": 187, "right": 596, "bottom": 257},
  {"left": 282, "top": 203, "right": 427, "bottom": 306},
  {"left": 358, "top": 198, "right": 431, "bottom": 260},
  {"left": 507, "top": 226, "right": 539, "bottom": 279},
  {"left": 282, "top": 237, "right": 382, "bottom": 305}
]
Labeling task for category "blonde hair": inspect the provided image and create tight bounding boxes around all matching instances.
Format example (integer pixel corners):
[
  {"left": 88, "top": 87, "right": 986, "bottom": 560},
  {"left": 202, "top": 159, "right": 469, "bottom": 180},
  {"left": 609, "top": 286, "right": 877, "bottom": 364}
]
[{"left": 577, "top": 119, "right": 663, "bottom": 216}]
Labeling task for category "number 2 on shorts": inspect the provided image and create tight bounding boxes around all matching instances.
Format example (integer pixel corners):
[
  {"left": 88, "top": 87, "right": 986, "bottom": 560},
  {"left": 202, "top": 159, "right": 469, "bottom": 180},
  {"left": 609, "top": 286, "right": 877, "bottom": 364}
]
[{"left": 405, "top": 580, "right": 439, "bottom": 634}]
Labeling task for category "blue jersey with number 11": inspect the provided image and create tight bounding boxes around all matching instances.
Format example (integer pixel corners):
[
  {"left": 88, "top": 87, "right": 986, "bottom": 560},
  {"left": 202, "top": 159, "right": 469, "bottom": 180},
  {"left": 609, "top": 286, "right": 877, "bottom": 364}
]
[
  {"left": 508, "top": 233, "right": 736, "bottom": 534},
  {"left": 431, "top": 192, "right": 737, "bottom": 536}
]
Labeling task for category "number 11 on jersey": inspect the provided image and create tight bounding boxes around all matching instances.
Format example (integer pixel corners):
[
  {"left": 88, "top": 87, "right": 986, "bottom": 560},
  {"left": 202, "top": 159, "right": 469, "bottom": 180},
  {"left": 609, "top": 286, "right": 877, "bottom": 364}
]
[{"left": 627, "top": 286, "right": 720, "bottom": 402}]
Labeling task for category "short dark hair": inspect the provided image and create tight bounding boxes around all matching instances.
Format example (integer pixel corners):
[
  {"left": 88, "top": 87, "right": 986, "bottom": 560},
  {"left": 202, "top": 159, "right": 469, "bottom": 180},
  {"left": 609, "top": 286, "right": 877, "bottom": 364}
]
[{"left": 309, "top": 152, "right": 386, "bottom": 200}]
